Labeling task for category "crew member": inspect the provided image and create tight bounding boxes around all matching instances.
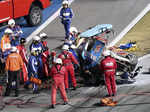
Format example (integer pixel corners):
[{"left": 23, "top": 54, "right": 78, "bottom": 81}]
[
  {"left": 8, "top": 19, "right": 23, "bottom": 46},
  {"left": 1, "top": 28, "right": 13, "bottom": 59},
  {"left": 5, "top": 47, "right": 23, "bottom": 97},
  {"left": 39, "top": 33, "right": 50, "bottom": 82},
  {"left": 100, "top": 50, "right": 117, "bottom": 97},
  {"left": 17, "top": 38, "right": 28, "bottom": 84},
  {"left": 28, "top": 48, "right": 40, "bottom": 94},
  {"left": 60, "top": 0, "right": 73, "bottom": 39},
  {"left": 30, "top": 36, "right": 43, "bottom": 79},
  {"left": 58, "top": 45, "right": 79, "bottom": 91},
  {"left": 49, "top": 58, "right": 68, "bottom": 109}
]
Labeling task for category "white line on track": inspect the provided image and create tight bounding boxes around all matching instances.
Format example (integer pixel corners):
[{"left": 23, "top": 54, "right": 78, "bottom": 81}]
[
  {"left": 26, "top": 0, "right": 74, "bottom": 43},
  {"left": 107, "top": 3, "right": 150, "bottom": 60},
  {"left": 108, "top": 4, "right": 150, "bottom": 48}
]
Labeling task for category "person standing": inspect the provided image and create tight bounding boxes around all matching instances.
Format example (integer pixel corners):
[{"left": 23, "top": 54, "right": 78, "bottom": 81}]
[
  {"left": 60, "top": 0, "right": 73, "bottom": 39},
  {"left": 27, "top": 48, "right": 40, "bottom": 94},
  {"left": 8, "top": 19, "right": 23, "bottom": 46},
  {"left": 100, "top": 50, "right": 117, "bottom": 97},
  {"left": 40, "top": 33, "right": 50, "bottom": 77},
  {"left": 1, "top": 28, "right": 13, "bottom": 60},
  {"left": 58, "top": 45, "right": 79, "bottom": 91},
  {"left": 30, "top": 36, "right": 43, "bottom": 75},
  {"left": 17, "top": 38, "right": 28, "bottom": 84},
  {"left": 5, "top": 47, "right": 23, "bottom": 97},
  {"left": 49, "top": 58, "right": 68, "bottom": 109}
]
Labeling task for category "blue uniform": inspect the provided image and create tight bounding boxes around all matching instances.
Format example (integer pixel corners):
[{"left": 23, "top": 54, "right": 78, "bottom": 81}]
[
  {"left": 28, "top": 55, "right": 39, "bottom": 91},
  {"left": 10, "top": 25, "right": 23, "bottom": 46},
  {"left": 29, "top": 42, "right": 43, "bottom": 71},
  {"left": 60, "top": 7, "right": 73, "bottom": 39}
]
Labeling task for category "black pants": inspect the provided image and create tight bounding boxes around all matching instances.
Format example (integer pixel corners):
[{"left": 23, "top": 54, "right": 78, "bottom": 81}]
[{"left": 5, "top": 70, "right": 20, "bottom": 96}]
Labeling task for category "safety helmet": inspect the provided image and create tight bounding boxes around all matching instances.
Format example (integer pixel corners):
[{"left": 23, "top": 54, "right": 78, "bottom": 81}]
[
  {"left": 4, "top": 28, "right": 13, "bottom": 34},
  {"left": 62, "top": 0, "right": 69, "bottom": 5},
  {"left": 39, "top": 32, "right": 48, "bottom": 39},
  {"left": 33, "top": 36, "right": 40, "bottom": 41},
  {"left": 8, "top": 19, "right": 15, "bottom": 26},
  {"left": 62, "top": 44, "right": 69, "bottom": 50},
  {"left": 103, "top": 50, "right": 111, "bottom": 56},
  {"left": 20, "top": 38, "right": 26, "bottom": 44},
  {"left": 55, "top": 58, "right": 62, "bottom": 64},
  {"left": 11, "top": 46, "right": 17, "bottom": 52},
  {"left": 70, "top": 27, "right": 78, "bottom": 34}
]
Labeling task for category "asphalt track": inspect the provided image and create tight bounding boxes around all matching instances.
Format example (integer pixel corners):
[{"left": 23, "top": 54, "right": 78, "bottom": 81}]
[{"left": 2, "top": 0, "right": 150, "bottom": 112}]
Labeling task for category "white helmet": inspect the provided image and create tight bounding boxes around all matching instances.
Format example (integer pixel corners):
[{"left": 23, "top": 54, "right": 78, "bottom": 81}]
[
  {"left": 4, "top": 28, "right": 13, "bottom": 34},
  {"left": 62, "top": 45, "right": 69, "bottom": 50},
  {"left": 103, "top": 50, "right": 111, "bottom": 56},
  {"left": 62, "top": 0, "right": 69, "bottom": 5},
  {"left": 55, "top": 58, "right": 62, "bottom": 64},
  {"left": 39, "top": 32, "right": 47, "bottom": 38},
  {"left": 8, "top": 19, "right": 15, "bottom": 26},
  {"left": 33, "top": 36, "right": 40, "bottom": 41},
  {"left": 70, "top": 27, "right": 78, "bottom": 33},
  {"left": 11, "top": 46, "right": 17, "bottom": 52}
]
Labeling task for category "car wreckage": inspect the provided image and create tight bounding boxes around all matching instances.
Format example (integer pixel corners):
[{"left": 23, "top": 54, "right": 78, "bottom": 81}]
[{"left": 64, "top": 24, "right": 142, "bottom": 85}]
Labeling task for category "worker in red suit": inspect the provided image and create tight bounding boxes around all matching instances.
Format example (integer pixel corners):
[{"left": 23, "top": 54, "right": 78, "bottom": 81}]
[
  {"left": 17, "top": 38, "right": 28, "bottom": 83},
  {"left": 58, "top": 44, "right": 79, "bottom": 91},
  {"left": 49, "top": 58, "right": 68, "bottom": 109},
  {"left": 40, "top": 33, "right": 50, "bottom": 77},
  {"left": 100, "top": 50, "right": 117, "bottom": 97}
]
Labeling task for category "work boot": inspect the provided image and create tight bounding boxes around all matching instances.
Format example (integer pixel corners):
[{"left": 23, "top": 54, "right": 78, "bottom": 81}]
[
  {"left": 51, "top": 104, "right": 55, "bottom": 109},
  {"left": 63, "top": 101, "right": 68, "bottom": 105},
  {"left": 105, "top": 94, "right": 111, "bottom": 97},
  {"left": 72, "top": 87, "right": 76, "bottom": 90},
  {"left": 14, "top": 94, "right": 19, "bottom": 97},
  {"left": 24, "top": 84, "right": 29, "bottom": 90},
  {"left": 33, "top": 90, "right": 40, "bottom": 94},
  {"left": 4, "top": 93, "right": 10, "bottom": 97},
  {"left": 65, "top": 88, "right": 69, "bottom": 93}
]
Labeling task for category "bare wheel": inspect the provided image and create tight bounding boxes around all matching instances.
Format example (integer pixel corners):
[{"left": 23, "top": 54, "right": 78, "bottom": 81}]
[{"left": 26, "top": 5, "right": 42, "bottom": 26}]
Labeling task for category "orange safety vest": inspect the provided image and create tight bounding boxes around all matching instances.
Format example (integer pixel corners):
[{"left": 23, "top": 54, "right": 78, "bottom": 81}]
[
  {"left": 5, "top": 52, "right": 23, "bottom": 71},
  {"left": 1, "top": 35, "right": 11, "bottom": 52}
]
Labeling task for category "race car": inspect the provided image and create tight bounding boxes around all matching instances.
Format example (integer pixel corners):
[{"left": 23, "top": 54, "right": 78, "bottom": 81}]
[{"left": 67, "top": 24, "right": 141, "bottom": 85}]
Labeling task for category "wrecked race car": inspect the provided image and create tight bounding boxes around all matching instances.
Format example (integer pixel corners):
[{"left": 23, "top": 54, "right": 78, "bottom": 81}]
[{"left": 66, "top": 24, "right": 142, "bottom": 85}]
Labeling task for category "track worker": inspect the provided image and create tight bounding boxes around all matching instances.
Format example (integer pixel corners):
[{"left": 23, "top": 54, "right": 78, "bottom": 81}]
[
  {"left": 58, "top": 45, "right": 79, "bottom": 91},
  {"left": 1, "top": 28, "right": 13, "bottom": 59},
  {"left": 17, "top": 38, "right": 28, "bottom": 84},
  {"left": 5, "top": 46, "right": 23, "bottom": 97},
  {"left": 100, "top": 50, "right": 117, "bottom": 97},
  {"left": 49, "top": 58, "right": 68, "bottom": 109},
  {"left": 8, "top": 19, "right": 23, "bottom": 46},
  {"left": 60, "top": 0, "right": 73, "bottom": 39},
  {"left": 27, "top": 48, "right": 40, "bottom": 94}
]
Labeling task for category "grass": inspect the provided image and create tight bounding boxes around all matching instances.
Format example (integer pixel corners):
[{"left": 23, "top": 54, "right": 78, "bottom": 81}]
[{"left": 116, "top": 11, "right": 150, "bottom": 57}]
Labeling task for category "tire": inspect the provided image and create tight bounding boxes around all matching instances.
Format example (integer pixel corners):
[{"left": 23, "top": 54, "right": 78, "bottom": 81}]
[
  {"left": 126, "top": 54, "right": 138, "bottom": 65},
  {"left": 26, "top": 5, "right": 42, "bottom": 26}
]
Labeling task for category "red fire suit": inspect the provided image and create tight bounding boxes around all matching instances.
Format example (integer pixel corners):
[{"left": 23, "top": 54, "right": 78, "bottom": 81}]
[
  {"left": 42, "top": 50, "right": 50, "bottom": 77},
  {"left": 41, "top": 40, "right": 50, "bottom": 77},
  {"left": 58, "top": 51, "right": 78, "bottom": 89},
  {"left": 100, "top": 56, "right": 117, "bottom": 96},
  {"left": 17, "top": 45, "right": 28, "bottom": 82},
  {"left": 49, "top": 64, "right": 68, "bottom": 105}
]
